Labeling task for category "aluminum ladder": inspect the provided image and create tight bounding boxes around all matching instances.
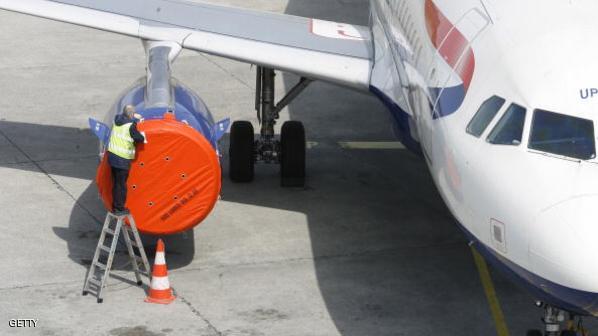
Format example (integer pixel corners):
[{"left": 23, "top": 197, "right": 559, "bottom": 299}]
[{"left": 82, "top": 212, "right": 151, "bottom": 303}]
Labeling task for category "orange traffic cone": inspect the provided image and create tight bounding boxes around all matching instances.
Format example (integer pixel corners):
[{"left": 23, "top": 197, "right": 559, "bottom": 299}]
[{"left": 145, "top": 239, "right": 176, "bottom": 304}]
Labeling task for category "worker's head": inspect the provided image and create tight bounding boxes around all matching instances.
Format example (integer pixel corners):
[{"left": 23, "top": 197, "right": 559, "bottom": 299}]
[{"left": 123, "top": 105, "right": 136, "bottom": 119}]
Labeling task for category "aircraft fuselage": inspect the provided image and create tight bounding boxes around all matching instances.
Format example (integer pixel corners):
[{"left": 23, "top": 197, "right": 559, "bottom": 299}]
[{"left": 371, "top": 0, "right": 598, "bottom": 316}]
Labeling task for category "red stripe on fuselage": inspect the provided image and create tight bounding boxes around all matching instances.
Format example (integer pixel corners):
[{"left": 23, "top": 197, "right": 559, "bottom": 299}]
[{"left": 425, "top": 0, "right": 475, "bottom": 90}]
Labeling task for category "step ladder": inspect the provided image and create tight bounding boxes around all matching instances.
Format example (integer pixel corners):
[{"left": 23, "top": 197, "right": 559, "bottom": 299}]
[{"left": 82, "top": 212, "right": 151, "bottom": 303}]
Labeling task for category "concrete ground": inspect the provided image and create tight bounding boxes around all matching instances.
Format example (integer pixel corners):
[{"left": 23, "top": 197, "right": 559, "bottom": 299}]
[{"left": 0, "top": 1, "right": 595, "bottom": 335}]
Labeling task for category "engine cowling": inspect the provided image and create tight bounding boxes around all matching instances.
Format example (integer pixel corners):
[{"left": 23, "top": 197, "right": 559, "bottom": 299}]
[{"left": 94, "top": 78, "right": 227, "bottom": 235}]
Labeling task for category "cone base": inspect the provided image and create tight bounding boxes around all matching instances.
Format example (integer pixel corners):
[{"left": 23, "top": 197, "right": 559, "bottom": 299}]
[{"left": 145, "top": 294, "right": 176, "bottom": 305}]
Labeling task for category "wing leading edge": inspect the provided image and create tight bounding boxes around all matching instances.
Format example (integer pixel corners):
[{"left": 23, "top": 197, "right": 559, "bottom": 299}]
[{"left": 0, "top": 0, "right": 373, "bottom": 90}]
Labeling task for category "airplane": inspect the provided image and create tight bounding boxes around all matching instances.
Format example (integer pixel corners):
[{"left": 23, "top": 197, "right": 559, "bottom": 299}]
[{"left": 0, "top": 0, "right": 595, "bottom": 334}]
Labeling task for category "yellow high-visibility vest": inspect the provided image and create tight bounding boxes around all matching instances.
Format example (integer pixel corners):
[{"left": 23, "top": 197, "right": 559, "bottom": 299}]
[{"left": 108, "top": 123, "right": 135, "bottom": 159}]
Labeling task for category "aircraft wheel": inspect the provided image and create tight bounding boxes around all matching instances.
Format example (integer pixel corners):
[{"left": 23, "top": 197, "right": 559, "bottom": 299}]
[
  {"left": 526, "top": 330, "right": 542, "bottom": 336},
  {"left": 280, "top": 121, "right": 305, "bottom": 187},
  {"left": 560, "top": 331, "right": 577, "bottom": 336},
  {"left": 229, "top": 121, "right": 254, "bottom": 182}
]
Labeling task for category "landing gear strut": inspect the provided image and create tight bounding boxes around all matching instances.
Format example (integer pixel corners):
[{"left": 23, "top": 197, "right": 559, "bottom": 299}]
[
  {"left": 229, "top": 66, "right": 312, "bottom": 187},
  {"left": 527, "top": 302, "right": 588, "bottom": 336}
]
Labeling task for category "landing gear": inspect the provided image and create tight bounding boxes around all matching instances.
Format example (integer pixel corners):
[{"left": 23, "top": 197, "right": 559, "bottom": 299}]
[
  {"left": 229, "top": 121, "right": 255, "bottom": 182},
  {"left": 228, "top": 66, "right": 312, "bottom": 187},
  {"left": 527, "top": 302, "right": 588, "bottom": 336},
  {"left": 280, "top": 121, "right": 306, "bottom": 187}
]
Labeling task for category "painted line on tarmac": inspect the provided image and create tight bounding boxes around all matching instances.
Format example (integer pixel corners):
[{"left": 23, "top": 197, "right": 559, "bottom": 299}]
[
  {"left": 338, "top": 141, "right": 405, "bottom": 149},
  {"left": 471, "top": 246, "right": 510, "bottom": 336}
]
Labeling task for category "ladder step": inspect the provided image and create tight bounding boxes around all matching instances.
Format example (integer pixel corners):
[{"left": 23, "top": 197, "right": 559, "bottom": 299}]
[
  {"left": 84, "top": 212, "right": 147, "bottom": 302},
  {"left": 88, "top": 278, "right": 101, "bottom": 287}
]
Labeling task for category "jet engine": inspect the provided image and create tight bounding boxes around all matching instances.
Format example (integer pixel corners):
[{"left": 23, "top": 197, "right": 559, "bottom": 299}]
[{"left": 89, "top": 42, "right": 229, "bottom": 235}]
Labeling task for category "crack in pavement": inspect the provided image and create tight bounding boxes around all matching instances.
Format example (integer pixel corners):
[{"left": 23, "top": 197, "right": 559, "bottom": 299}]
[
  {"left": 0, "top": 279, "right": 83, "bottom": 292},
  {"left": 177, "top": 294, "right": 223, "bottom": 336},
  {"left": 0, "top": 127, "right": 102, "bottom": 225},
  {"left": 2, "top": 154, "right": 98, "bottom": 166}
]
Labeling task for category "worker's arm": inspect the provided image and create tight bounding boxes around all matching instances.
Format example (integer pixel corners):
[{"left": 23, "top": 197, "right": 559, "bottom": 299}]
[{"left": 129, "top": 122, "right": 146, "bottom": 143}]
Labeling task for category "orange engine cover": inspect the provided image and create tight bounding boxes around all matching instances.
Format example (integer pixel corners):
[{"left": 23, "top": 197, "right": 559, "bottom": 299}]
[{"left": 96, "top": 116, "right": 221, "bottom": 235}]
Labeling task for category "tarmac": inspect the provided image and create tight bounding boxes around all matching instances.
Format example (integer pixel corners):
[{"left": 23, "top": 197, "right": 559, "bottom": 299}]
[{"left": 0, "top": 1, "right": 596, "bottom": 335}]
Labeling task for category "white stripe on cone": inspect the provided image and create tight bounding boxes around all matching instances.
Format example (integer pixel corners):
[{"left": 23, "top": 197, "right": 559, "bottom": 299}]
[
  {"left": 154, "top": 251, "right": 165, "bottom": 265},
  {"left": 150, "top": 276, "right": 171, "bottom": 290}
]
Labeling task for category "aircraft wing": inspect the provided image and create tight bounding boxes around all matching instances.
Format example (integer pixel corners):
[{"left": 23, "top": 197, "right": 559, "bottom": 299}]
[{"left": 0, "top": 0, "right": 373, "bottom": 90}]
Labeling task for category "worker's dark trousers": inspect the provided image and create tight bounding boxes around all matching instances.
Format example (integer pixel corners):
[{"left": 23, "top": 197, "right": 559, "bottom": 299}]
[{"left": 111, "top": 166, "right": 130, "bottom": 212}]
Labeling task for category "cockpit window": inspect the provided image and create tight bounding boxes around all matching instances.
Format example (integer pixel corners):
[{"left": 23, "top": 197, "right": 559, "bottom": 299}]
[
  {"left": 528, "top": 109, "right": 595, "bottom": 160},
  {"left": 466, "top": 95, "right": 506, "bottom": 137},
  {"left": 487, "top": 103, "right": 526, "bottom": 145}
]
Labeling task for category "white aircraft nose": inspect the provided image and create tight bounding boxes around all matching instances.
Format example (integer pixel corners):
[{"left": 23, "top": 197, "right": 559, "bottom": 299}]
[{"left": 529, "top": 194, "right": 598, "bottom": 293}]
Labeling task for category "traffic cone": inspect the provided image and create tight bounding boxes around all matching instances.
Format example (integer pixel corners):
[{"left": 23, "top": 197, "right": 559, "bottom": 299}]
[{"left": 145, "top": 239, "right": 176, "bottom": 304}]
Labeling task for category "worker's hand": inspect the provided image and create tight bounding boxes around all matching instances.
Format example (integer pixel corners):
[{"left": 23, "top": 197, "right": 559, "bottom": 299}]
[
  {"left": 133, "top": 113, "right": 144, "bottom": 122},
  {"left": 141, "top": 131, "right": 148, "bottom": 144}
]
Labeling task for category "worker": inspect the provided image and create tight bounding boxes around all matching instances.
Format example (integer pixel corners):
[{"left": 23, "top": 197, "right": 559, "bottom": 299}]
[{"left": 107, "top": 105, "right": 146, "bottom": 215}]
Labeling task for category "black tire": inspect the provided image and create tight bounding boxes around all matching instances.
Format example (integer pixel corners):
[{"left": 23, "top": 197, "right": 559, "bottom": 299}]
[
  {"left": 229, "top": 121, "right": 254, "bottom": 182},
  {"left": 561, "top": 331, "right": 577, "bottom": 336},
  {"left": 526, "top": 330, "right": 542, "bottom": 336},
  {"left": 280, "top": 121, "right": 306, "bottom": 187}
]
